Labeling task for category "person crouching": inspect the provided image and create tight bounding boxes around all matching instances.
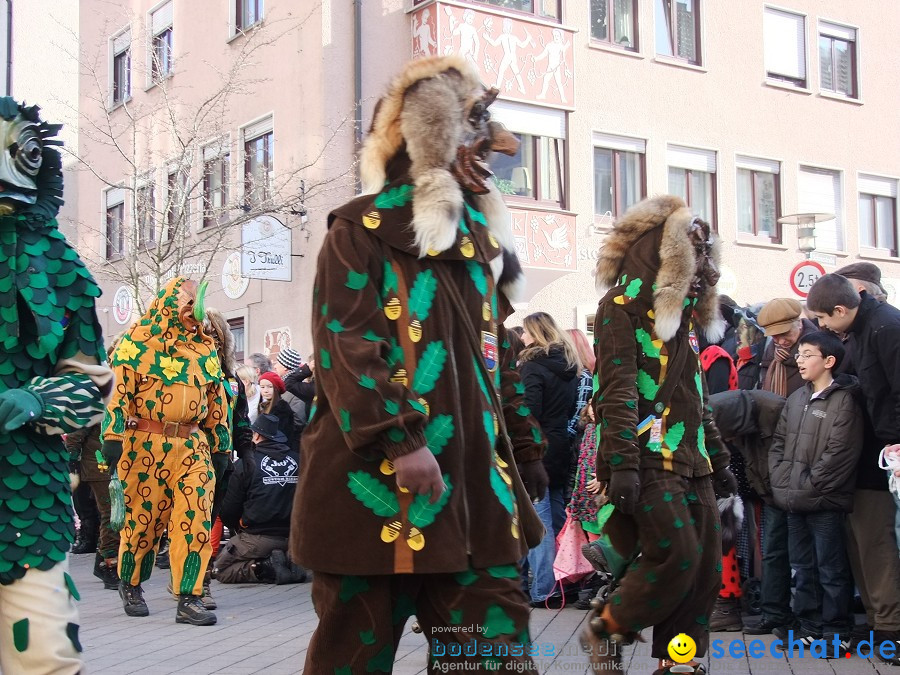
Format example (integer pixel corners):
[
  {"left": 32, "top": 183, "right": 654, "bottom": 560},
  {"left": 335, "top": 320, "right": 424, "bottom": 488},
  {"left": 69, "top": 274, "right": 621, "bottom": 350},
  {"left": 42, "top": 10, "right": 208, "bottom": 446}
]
[{"left": 213, "top": 414, "right": 308, "bottom": 584}]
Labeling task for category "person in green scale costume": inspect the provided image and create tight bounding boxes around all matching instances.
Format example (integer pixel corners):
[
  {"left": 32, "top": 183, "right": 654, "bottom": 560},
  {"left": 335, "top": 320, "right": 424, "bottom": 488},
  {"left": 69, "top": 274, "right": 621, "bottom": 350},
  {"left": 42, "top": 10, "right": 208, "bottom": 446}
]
[{"left": 0, "top": 99, "right": 112, "bottom": 674}]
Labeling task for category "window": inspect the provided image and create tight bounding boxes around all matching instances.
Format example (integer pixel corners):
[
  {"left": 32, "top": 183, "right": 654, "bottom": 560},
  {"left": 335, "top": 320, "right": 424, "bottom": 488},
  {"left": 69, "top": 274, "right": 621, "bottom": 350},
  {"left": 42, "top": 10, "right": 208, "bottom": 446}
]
[
  {"left": 202, "top": 146, "right": 230, "bottom": 228},
  {"left": 798, "top": 166, "right": 843, "bottom": 251},
  {"left": 150, "top": 1, "right": 174, "bottom": 82},
  {"left": 228, "top": 317, "right": 245, "bottom": 363},
  {"left": 469, "top": 0, "right": 561, "bottom": 20},
  {"left": 819, "top": 21, "right": 857, "bottom": 98},
  {"left": 667, "top": 145, "right": 716, "bottom": 229},
  {"left": 735, "top": 155, "right": 781, "bottom": 242},
  {"left": 591, "top": 0, "right": 637, "bottom": 50},
  {"left": 858, "top": 174, "right": 898, "bottom": 256},
  {"left": 136, "top": 183, "right": 155, "bottom": 247},
  {"left": 105, "top": 189, "right": 125, "bottom": 259},
  {"left": 165, "top": 169, "right": 187, "bottom": 240},
  {"left": 764, "top": 7, "right": 806, "bottom": 88},
  {"left": 236, "top": 0, "right": 264, "bottom": 32},
  {"left": 593, "top": 133, "right": 646, "bottom": 219},
  {"left": 111, "top": 30, "right": 131, "bottom": 104},
  {"left": 655, "top": 0, "right": 701, "bottom": 64},
  {"left": 244, "top": 126, "right": 274, "bottom": 208},
  {"left": 488, "top": 102, "right": 567, "bottom": 208}
]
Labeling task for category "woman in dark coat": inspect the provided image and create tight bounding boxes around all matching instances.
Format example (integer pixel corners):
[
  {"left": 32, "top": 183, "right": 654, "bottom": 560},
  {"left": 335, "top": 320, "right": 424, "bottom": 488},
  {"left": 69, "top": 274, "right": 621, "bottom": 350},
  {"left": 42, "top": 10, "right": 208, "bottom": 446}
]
[
  {"left": 518, "top": 311, "right": 580, "bottom": 606},
  {"left": 257, "top": 372, "right": 296, "bottom": 451}
]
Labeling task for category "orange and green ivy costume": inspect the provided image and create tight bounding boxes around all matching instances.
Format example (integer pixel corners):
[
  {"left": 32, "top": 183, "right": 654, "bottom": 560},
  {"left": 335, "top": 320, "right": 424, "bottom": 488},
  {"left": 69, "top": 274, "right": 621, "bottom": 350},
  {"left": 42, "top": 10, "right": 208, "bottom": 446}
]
[{"left": 102, "top": 277, "right": 231, "bottom": 596}]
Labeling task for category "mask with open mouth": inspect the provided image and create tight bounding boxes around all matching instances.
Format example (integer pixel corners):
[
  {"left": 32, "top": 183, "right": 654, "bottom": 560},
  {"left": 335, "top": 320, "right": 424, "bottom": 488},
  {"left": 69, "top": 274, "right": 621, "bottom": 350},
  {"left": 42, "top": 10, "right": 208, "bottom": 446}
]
[{"left": 450, "top": 87, "right": 519, "bottom": 194}]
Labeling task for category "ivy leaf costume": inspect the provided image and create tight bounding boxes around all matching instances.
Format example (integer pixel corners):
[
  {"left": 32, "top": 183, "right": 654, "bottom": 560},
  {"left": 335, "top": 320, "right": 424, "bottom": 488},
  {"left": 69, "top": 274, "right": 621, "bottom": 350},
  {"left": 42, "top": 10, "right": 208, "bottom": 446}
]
[{"left": 0, "top": 99, "right": 112, "bottom": 674}]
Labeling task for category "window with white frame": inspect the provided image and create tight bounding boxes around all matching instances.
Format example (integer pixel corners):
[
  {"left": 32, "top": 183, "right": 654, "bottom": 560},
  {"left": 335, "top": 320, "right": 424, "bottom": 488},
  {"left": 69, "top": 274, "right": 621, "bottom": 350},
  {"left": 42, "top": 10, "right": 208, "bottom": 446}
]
[
  {"left": 150, "top": 1, "right": 174, "bottom": 82},
  {"left": 488, "top": 101, "right": 567, "bottom": 208},
  {"left": 202, "top": 140, "right": 230, "bottom": 228},
  {"left": 236, "top": 0, "right": 264, "bottom": 32},
  {"left": 136, "top": 181, "right": 156, "bottom": 248},
  {"left": 243, "top": 117, "right": 274, "bottom": 207},
  {"left": 593, "top": 132, "right": 645, "bottom": 219},
  {"left": 655, "top": 0, "right": 701, "bottom": 65},
  {"left": 858, "top": 174, "right": 898, "bottom": 256},
  {"left": 591, "top": 0, "right": 638, "bottom": 51},
  {"left": 798, "top": 166, "right": 843, "bottom": 251},
  {"left": 764, "top": 7, "right": 806, "bottom": 88},
  {"left": 736, "top": 155, "right": 781, "bottom": 242},
  {"left": 819, "top": 21, "right": 857, "bottom": 98},
  {"left": 111, "top": 29, "right": 131, "bottom": 104},
  {"left": 165, "top": 167, "right": 188, "bottom": 241},
  {"left": 105, "top": 188, "right": 125, "bottom": 259},
  {"left": 667, "top": 145, "right": 717, "bottom": 229}
]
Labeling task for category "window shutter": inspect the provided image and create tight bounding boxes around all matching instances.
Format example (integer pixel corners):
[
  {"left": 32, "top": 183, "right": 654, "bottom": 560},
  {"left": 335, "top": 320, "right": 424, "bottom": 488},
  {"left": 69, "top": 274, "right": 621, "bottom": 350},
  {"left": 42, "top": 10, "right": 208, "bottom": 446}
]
[
  {"left": 667, "top": 145, "right": 716, "bottom": 172},
  {"left": 592, "top": 132, "right": 646, "bottom": 154},
  {"left": 113, "top": 29, "right": 131, "bottom": 55},
  {"left": 858, "top": 174, "right": 898, "bottom": 198},
  {"left": 798, "top": 167, "right": 843, "bottom": 251},
  {"left": 106, "top": 187, "right": 125, "bottom": 207},
  {"left": 151, "top": 1, "right": 173, "bottom": 35},
  {"left": 735, "top": 155, "right": 780, "bottom": 174},
  {"left": 819, "top": 21, "right": 855, "bottom": 42},
  {"left": 764, "top": 8, "right": 806, "bottom": 79},
  {"left": 203, "top": 138, "right": 229, "bottom": 161},
  {"left": 489, "top": 101, "right": 566, "bottom": 139},
  {"left": 243, "top": 116, "right": 274, "bottom": 142}
]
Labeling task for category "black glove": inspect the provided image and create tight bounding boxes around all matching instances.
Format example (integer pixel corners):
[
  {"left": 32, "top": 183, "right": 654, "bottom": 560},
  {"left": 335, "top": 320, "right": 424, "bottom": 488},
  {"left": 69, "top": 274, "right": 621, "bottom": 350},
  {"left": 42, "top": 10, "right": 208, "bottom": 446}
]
[
  {"left": 712, "top": 467, "right": 738, "bottom": 497},
  {"left": 518, "top": 460, "right": 549, "bottom": 503},
  {"left": 608, "top": 468, "right": 641, "bottom": 515},
  {"left": 101, "top": 440, "right": 123, "bottom": 470},
  {"left": 211, "top": 453, "right": 231, "bottom": 485}
]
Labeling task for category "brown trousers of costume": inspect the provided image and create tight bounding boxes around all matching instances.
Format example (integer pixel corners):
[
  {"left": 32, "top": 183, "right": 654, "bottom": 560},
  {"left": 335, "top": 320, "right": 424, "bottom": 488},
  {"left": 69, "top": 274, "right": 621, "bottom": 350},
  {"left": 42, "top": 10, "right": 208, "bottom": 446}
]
[
  {"left": 605, "top": 468, "right": 721, "bottom": 659},
  {"left": 304, "top": 567, "right": 533, "bottom": 674},
  {"left": 847, "top": 489, "right": 900, "bottom": 631}
]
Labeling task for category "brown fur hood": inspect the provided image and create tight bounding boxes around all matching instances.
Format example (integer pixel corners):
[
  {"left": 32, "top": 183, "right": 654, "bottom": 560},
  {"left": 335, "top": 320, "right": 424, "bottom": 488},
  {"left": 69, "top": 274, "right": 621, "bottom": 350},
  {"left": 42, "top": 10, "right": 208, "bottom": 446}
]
[
  {"left": 595, "top": 195, "right": 724, "bottom": 342},
  {"left": 358, "top": 56, "right": 526, "bottom": 301}
]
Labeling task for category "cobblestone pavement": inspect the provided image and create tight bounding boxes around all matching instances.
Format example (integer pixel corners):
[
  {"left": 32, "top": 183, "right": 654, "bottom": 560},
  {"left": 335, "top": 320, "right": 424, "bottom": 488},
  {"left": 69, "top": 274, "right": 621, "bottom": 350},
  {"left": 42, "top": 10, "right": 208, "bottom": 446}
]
[{"left": 70, "top": 553, "right": 894, "bottom": 674}]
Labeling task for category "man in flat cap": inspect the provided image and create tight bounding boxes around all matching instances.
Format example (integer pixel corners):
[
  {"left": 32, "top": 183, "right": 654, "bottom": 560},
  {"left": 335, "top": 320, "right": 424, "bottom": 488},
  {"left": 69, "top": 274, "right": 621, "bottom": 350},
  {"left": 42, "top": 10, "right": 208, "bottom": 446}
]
[{"left": 836, "top": 262, "right": 888, "bottom": 303}]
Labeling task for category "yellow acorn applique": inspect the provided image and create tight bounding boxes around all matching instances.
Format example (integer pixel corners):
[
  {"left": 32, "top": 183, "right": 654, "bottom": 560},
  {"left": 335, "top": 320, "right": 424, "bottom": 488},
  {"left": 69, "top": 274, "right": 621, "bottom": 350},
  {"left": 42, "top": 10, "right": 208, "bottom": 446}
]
[
  {"left": 381, "top": 519, "right": 402, "bottom": 542},
  {"left": 381, "top": 260, "right": 401, "bottom": 321},
  {"left": 390, "top": 368, "right": 408, "bottom": 387},
  {"left": 459, "top": 235, "right": 475, "bottom": 258},
  {"left": 363, "top": 209, "right": 381, "bottom": 230}
]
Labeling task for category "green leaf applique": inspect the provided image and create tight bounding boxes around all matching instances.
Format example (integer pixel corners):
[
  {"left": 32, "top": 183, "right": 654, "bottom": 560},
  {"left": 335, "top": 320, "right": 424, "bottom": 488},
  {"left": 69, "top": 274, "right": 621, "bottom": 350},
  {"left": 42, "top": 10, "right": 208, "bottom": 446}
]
[
  {"left": 636, "top": 370, "right": 660, "bottom": 400},
  {"left": 408, "top": 270, "right": 437, "bottom": 321},
  {"left": 326, "top": 319, "right": 345, "bottom": 334},
  {"left": 358, "top": 374, "right": 377, "bottom": 390},
  {"left": 339, "top": 409, "right": 351, "bottom": 432},
  {"left": 381, "top": 259, "right": 399, "bottom": 297},
  {"left": 320, "top": 348, "right": 331, "bottom": 369},
  {"left": 411, "top": 340, "right": 447, "bottom": 395},
  {"left": 374, "top": 184, "right": 413, "bottom": 209},
  {"left": 424, "top": 414, "right": 454, "bottom": 455},
  {"left": 466, "top": 261, "right": 488, "bottom": 296},
  {"left": 635, "top": 328, "right": 661, "bottom": 359},
  {"left": 490, "top": 466, "right": 514, "bottom": 514},
  {"left": 665, "top": 422, "right": 685, "bottom": 452},
  {"left": 407, "top": 474, "right": 453, "bottom": 528},
  {"left": 345, "top": 270, "right": 369, "bottom": 290},
  {"left": 347, "top": 471, "right": 399, "bottom": 517}
]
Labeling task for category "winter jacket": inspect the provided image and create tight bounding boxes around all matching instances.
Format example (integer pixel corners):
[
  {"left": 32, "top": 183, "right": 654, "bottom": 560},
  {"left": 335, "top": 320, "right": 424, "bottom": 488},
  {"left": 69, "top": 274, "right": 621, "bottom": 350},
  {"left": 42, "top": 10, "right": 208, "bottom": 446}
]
[
  {"left": 769, "top": 375, "right": 864, "bottom": 513},
  {"left": 258, "top": 398, "right": 296, "bottom": 451},
  {"left": 567, "top": 369, "right": 593, "bottom": 437},
  {"left": 593, "top": 196, "right": 730, "bottom": 480},
  {"left": 759, "top": 319, "right": 818, "bottom": 395},
  {"left": 709, "top": 389, "right": 786, "bottom": 504},
  {"left": 846, "top": 292, "right": 900, "bottom": 446},
  {"left": 220, "top": 437, "right": 300, "bottom": 537},
  {"left": 519, "top": 348, "right": 579, "bottom": 490},
  {"left": 291, "top": 173, "right": 546, "bottom": 575},
  {"left": 284, "top": 367, "right": 316, "bottom": 413}
]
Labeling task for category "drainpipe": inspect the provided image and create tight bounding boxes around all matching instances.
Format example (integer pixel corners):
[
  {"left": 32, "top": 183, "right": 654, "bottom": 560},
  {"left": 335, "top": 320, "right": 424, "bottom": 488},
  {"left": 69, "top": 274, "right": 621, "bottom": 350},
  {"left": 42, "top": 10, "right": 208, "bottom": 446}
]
[{"left": 353, "top": 0, "right": 362, "bottom": 193}]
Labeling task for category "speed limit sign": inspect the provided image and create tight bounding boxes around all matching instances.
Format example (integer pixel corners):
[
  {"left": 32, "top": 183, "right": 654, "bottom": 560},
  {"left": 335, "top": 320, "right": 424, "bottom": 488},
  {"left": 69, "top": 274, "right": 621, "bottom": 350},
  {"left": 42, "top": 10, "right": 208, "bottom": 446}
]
[{"left": 790, "top": 261, "right": 826, "bottom": 298}]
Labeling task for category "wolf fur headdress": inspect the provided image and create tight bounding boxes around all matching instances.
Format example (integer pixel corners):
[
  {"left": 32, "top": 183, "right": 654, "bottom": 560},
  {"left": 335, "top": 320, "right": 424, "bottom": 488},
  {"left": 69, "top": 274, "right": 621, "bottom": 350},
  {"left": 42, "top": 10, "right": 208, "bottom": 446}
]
[
  {"left": 359, "top": 55, "right": 526, "bottom": 301},
  {"left": 595, "top": 195, "right": 725, "bottom": 342}
]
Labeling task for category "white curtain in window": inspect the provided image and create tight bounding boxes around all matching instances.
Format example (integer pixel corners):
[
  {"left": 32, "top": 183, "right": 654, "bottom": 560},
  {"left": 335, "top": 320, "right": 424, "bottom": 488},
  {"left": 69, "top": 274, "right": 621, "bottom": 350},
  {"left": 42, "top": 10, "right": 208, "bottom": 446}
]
[
  {"left": 151, "top": 1, "right": 173, "bottom": 35},
  {"left": 798, "top": 167, "right": 843, "bottom": 251},
  {"left": 764, "top": 8, "right": 806, "bottom": 79},
  {"left": 667, "top": 145, "right": 716, "bottom": 172},
  {"left": 859, "top": 174, "right": 898, "bottom": 198}
]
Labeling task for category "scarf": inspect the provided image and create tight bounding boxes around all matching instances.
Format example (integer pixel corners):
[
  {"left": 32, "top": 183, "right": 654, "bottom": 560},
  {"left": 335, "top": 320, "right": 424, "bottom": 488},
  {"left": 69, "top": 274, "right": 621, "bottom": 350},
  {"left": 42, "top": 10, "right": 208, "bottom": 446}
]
[{"left": 763, "top": 345, "right": 790, "bottom": 398}]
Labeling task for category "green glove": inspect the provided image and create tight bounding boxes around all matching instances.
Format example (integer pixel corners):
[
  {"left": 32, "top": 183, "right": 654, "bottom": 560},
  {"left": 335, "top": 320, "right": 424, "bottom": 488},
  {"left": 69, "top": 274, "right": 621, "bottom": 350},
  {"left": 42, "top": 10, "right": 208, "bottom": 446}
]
[
  {"left": 101, "top": 440, "right": 123, "bottom": 469},
  {"left": 0, "top": 389, "right": 43, "bottom": 431},
  {"left": 211, "top": 452, "right": 231, "bottom": 484}
]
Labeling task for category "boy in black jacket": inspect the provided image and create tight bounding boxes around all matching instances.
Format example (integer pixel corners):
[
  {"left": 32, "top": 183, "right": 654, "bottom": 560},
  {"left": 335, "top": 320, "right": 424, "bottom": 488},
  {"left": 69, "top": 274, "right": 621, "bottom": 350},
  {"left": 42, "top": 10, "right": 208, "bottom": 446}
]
[
  {"left": 769, "top": 331, "right": 863, "bottom": 655},
  {"left": 214, "top": 414, "right": 307, "bottom": 585}
]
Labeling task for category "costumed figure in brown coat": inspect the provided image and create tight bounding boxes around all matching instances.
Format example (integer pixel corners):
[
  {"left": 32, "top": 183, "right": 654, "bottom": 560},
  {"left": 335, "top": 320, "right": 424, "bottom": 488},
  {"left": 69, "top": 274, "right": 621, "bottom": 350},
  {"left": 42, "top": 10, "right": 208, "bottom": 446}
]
[
  {"left": 582, "top": 196, "right": 737, "bottom": 675},
  {"left": 291, "top": 55, "right": 551, "bottom": 673}
]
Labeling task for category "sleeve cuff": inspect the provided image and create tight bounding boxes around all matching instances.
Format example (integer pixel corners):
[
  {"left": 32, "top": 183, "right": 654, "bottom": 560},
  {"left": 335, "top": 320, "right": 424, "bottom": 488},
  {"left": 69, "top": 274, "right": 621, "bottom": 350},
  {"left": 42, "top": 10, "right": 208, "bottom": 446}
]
[{"left": 383, "top": 430, "right": 428, "bottom": 460}]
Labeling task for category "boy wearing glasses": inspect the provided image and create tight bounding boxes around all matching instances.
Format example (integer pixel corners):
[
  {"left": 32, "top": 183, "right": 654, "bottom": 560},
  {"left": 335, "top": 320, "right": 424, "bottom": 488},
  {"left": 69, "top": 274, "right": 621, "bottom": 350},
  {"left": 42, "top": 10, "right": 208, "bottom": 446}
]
[{"left": 769, "top": 331, "right": 863, "bottom": 655}]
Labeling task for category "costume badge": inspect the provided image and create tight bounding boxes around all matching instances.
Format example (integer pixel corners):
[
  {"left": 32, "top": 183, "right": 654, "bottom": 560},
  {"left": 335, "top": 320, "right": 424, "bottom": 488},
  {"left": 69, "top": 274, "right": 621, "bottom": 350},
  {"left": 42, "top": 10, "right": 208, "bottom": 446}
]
[
  {"left": 228, "top": 377, "right": 239, "bottom": 397},
  {"left": 688, "top": 330, "right": 700, "bottom": 354},
  {"left": 482, "top": 331, "right": 498, "bottom": 371},
  {"left": 650, "top": 418, "right": 663, "bottom": 445}
]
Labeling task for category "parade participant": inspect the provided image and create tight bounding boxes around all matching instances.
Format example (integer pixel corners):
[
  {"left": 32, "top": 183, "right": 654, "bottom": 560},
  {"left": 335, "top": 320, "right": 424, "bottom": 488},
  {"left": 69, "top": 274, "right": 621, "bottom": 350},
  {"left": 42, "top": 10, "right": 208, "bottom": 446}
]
[
  {"left": 0, "top": 99, "right": 112, "bottom": 673},
  {"left": 583, "top": 195, "right": 736, "bottom": 675},
  {"left": 102, "top": 277, "right": 232, "bottom": 626},
  {"left": 291, "top": 55, "right": 549, "bottom": 673}
]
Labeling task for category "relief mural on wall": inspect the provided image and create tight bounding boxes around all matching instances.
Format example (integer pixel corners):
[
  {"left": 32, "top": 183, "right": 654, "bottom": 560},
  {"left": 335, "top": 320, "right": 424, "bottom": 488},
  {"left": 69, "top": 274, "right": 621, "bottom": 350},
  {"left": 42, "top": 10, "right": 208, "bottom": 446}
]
[
  {"left": 411, "top": 2, "right": 575, "bottom": 110},
  {"left": 510, "top": 208, "right": 577, "bottom": 272}
]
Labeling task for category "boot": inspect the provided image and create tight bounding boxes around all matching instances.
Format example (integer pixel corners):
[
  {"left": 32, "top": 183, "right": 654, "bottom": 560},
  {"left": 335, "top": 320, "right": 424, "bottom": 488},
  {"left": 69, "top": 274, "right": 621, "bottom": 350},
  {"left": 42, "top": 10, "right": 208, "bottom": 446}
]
[
  {"left": 95, "top": 554, "right": 119, "bottom": 590},
  {"left": 72, "top": 527, "right": 98, "bottom": 554},
  {"left": 155, "top": 536, "right": 170, "bottom": 570},
  {"left": 252, "top": 556, "right": 278, "bottom": 583},
  {"left": 176, "top": 595, "right": 217, "bottom": 626},
  {"left": 119, "top": 581, "right": 149, "bottom": 617},
  {"left": 269, "top": 549, "right": 308, "bottom": 585},
  {"left": 709, "top": 596, "right": 742, "bottom": 632},
  {"left": 579, "top": 598, "right": 641, "bottom": 672},
  {"left": 201, "top": 570, "right": 217, "bottom": 610},
  {"left": 92, "top": 552, "right": 104, "bottom": 581}
]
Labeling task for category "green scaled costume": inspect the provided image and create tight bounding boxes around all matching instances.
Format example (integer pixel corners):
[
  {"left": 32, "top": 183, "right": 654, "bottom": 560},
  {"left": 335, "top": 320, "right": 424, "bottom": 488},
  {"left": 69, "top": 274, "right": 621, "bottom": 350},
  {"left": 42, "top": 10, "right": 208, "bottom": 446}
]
[{"left": 0, "top": 98, "right": 112, "bottom": 674}]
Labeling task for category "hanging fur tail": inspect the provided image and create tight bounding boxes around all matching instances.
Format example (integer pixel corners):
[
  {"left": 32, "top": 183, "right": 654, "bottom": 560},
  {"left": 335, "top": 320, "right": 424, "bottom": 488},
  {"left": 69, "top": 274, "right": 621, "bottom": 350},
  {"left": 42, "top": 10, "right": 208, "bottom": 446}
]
[{"left": 717, "top": 494, "right": 744, "bottom": 554}]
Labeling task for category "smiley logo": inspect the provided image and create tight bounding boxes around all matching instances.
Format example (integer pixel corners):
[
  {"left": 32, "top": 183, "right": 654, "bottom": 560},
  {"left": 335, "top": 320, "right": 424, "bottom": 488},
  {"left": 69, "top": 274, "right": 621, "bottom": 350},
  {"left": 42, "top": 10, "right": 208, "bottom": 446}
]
[{"left": 667, "top": 633, "right": 696, "bottom": 663}]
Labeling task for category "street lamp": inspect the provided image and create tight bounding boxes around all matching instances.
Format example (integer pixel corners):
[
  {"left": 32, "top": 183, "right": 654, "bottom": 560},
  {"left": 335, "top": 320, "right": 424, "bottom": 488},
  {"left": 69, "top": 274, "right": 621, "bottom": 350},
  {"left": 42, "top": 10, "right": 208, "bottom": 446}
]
[{"left": 777, "top": 212, "right": 835, "bottom": 258}]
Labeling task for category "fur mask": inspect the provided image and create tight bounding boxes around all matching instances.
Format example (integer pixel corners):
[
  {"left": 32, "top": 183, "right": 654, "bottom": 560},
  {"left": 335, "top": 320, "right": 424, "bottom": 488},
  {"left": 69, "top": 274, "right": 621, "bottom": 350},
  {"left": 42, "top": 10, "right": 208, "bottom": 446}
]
[
  {"left": 595, "top": 195, "right": 725, "bottom": 343},
  {"left": 359, "top": 56, "right": 526, "bottom": 301}
]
